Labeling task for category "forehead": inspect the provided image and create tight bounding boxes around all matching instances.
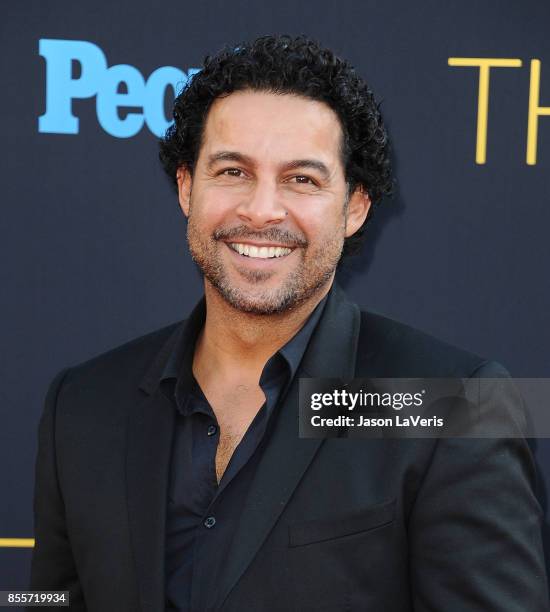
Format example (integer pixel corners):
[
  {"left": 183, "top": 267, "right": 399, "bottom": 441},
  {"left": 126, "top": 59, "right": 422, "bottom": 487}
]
[{"left": 198, "top": 90, "right": 344, "bottom": 169}]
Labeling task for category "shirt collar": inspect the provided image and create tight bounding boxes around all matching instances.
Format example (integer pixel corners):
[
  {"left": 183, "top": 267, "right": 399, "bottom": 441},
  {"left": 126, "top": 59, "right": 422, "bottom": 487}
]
[
  {"left": 159, "top": 290, "right": 330, "bottom": 404},
  {"left": 268, "top": 293, "right": 327, "bottom": 381},
  {"left": 160, "top": 296, "right": 205, "bottom": 385}
]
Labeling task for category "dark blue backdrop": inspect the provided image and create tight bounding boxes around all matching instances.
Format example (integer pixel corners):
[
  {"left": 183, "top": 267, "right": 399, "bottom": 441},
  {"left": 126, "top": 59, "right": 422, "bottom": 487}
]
[{"left": 2, "top": 0, "right": 549, "bottom": 593}]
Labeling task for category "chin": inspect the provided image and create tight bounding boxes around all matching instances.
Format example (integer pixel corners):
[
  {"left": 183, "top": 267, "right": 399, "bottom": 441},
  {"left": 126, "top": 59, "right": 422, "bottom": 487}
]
[
  {"left": 216, "top": 287, "right": 298, "bottom": 315},
  {"left": 211, "top": 274, "right": 332, "bottom": 316}
]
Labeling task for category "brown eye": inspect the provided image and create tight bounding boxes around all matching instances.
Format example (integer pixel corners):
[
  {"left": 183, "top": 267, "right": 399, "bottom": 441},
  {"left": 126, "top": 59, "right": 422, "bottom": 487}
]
[
  {"left": 219, "top": 168, "right": 244, "bottom": 178},
  {"left": 292, "top": 175, "right": 315, "bottom": 184}
]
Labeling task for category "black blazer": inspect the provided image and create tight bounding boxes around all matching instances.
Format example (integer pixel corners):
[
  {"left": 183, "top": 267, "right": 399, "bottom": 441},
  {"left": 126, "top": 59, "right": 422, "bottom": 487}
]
[{"left": 30, "top": 285, "right": 549, "bottom": 611}]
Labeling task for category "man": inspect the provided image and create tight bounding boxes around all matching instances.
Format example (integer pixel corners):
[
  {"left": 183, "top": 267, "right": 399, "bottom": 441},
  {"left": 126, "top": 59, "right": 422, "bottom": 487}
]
[{"left": 30, "top": 35, "right": 548, "bottom": 611}]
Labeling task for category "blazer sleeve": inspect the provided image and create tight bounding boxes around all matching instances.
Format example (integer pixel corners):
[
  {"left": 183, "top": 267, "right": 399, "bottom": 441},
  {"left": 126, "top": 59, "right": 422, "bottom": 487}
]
[
  {"left": 29, "top": 368, "right": 87, "bottom": 611},
  {"left": 409, "top": 361, "right": 549, "bottom": 611}
]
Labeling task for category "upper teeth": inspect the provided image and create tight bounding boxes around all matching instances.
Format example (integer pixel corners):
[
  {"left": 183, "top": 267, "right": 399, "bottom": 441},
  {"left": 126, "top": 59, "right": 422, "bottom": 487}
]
[{"left": 228, "top": 243, "right": 293, "bottom": 258}]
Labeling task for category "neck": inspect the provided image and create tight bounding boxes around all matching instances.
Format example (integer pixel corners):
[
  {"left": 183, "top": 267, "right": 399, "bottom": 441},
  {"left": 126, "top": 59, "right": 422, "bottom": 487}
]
[{"left": 194, "top": 278, "right": 333, "bottom": 382}]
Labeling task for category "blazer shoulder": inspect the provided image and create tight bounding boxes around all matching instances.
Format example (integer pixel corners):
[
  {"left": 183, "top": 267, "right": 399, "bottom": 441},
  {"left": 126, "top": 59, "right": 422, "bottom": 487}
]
[
  {"left": 62, "top": 320, "right": 183, "bottom": 391},
  {"left": 357, "top": 310, "right": 498, "bottom": 378}
]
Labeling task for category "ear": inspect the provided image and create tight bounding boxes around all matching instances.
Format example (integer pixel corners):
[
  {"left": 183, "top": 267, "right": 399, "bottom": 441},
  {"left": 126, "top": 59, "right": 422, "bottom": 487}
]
[
  {"left": 344, "top": 186, "right": 372, "bottom": 238},
  {"left": 176, "top": 166, "right": 193, "bottom": 217}
]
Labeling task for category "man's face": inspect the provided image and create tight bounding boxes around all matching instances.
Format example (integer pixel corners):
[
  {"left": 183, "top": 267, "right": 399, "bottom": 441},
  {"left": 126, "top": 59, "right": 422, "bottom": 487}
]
[{"left": 177, "top": 90, "right": 370, "bottom": 315}]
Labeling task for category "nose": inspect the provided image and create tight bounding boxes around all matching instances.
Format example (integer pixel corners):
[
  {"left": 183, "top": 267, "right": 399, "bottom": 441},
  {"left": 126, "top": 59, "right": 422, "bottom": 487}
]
[{"left": 235, "top": 179, "right": 287, "bottom": 229}]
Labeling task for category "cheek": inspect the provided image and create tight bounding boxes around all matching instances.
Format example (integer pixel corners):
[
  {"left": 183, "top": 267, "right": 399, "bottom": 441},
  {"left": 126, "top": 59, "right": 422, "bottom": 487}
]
[
  {"left": 189, "top": 191, "right": 236, "bottom": 227},
  {"left": 292, "top": 206, "right": 345, "bottom": 242}
]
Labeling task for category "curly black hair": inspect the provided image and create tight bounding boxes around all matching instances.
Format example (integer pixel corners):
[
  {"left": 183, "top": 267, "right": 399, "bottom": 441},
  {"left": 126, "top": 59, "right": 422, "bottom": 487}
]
[{"left": 159, "top": 34, "right": 393, "bottom": 256}]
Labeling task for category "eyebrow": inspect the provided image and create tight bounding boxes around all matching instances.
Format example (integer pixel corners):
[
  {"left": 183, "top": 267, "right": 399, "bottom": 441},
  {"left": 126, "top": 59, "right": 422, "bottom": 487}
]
[
  {"left": 282, "top": 159, "right": 331, "bottom": 180},
  {"left": 206, "top": 150, "right": 331, "bottom": 180}
]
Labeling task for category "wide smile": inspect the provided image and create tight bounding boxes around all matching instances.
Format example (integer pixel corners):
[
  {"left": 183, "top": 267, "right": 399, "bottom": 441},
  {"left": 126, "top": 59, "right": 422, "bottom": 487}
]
[{"left": 226, "top": 242, "right": 294, "bottom": 259}]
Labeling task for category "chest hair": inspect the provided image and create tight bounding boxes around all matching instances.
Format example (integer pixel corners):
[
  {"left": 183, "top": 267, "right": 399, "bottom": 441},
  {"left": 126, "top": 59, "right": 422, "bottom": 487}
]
[{"left": 209, "top": 383, "right": 266, "bottom": 483}]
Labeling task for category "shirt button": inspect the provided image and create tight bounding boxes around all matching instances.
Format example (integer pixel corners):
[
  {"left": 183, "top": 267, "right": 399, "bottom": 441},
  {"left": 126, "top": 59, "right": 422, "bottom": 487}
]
[
  {"left": 207, "top": 425, "right": 217, "bottom": 436},
  {"left": 204, "top": 516, "right": 216, "bottom": 529}
]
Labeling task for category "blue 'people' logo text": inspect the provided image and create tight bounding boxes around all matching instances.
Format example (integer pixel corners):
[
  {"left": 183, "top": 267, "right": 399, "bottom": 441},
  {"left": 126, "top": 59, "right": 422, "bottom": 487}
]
[{"left": 39, "top": 39, "right": 200, "bottom": 138}]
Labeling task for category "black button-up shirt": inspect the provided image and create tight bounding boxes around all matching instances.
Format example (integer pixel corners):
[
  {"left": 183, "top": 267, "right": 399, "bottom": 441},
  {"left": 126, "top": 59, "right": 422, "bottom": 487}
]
[{"left": 160, "top": 294, "right": 328, "bottom": 611}]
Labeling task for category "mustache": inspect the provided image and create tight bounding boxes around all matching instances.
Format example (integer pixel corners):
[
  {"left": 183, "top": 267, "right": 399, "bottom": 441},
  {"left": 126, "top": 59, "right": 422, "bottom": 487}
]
[{"left": 213, "top": 225, "right": 308, "bottom": 248}]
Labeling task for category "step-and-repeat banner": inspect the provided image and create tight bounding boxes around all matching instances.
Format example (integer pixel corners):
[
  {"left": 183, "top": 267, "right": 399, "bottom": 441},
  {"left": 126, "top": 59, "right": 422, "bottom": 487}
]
[{"left": 2, "top": 0, "right": 549, "bottom": 591}]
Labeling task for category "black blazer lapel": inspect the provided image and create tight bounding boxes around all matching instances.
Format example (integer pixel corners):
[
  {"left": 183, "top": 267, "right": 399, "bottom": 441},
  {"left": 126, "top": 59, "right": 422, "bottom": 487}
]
[
  {"left": 126, "top": 321, "right": 185, "bottom": 612},
  {"left": 215, "top": 284, "right": 361, "bottom": 609},
  {"left": 126, "top": 389, "right": 175, "bottom": 612}
]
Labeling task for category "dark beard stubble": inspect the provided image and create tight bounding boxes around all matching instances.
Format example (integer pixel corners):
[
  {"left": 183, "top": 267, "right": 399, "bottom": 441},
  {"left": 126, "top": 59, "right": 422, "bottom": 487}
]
[{"left": 186, "top": 220, "right": 344, "bottom": 315}]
